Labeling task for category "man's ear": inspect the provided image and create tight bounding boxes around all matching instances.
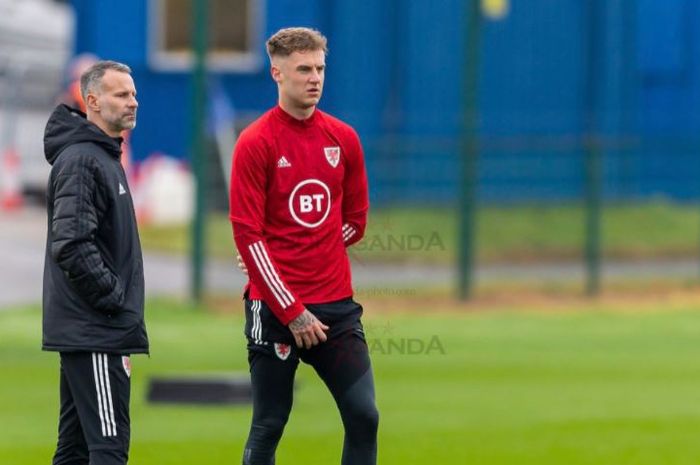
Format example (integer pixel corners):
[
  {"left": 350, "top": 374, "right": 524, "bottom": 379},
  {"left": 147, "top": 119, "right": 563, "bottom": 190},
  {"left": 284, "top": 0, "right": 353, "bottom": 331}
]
[
  {"left": 86, "top": 93, "right": 99, "bottom": 112},
  {"left": 270, "top": 60, "right": 283, "bottom": 83}
]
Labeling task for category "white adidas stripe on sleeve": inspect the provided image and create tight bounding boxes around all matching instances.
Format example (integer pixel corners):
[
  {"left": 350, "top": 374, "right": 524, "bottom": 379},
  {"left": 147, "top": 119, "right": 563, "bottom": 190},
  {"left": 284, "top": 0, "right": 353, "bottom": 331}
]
[
  {"left": 248, "top": 243, "right": 288, "bottom": 308},
  {"left": 248, "top": 241, "right": 295, "bottom": 308},
  {"left": 256, "top": 243, "right": 295, "bottom": 304},
  {"left": 343, "top": 224, "right": 356, "bottom": 242}
]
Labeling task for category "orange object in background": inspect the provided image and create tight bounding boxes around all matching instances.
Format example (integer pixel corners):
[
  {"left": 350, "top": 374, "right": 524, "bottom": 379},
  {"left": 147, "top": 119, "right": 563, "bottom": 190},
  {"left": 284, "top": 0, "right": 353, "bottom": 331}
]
[
  {"left": 0, "top": 147, "right": 24, "bottom": 211},
  {"left": 68, "top": 80, "right": 86, "bottom": 112}
]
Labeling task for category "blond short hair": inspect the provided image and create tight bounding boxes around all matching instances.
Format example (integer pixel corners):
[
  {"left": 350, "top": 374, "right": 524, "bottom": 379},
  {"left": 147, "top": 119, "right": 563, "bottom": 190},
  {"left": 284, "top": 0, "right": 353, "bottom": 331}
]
[{"left": 266, "top": 27, "right": 328, "bottom": 60}]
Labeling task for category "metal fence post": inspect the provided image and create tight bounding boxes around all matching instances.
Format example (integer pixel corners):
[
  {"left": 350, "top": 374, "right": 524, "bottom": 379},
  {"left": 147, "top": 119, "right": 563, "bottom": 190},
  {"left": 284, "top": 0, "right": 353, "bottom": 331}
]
[
  {"left": 584, "top": 0, "right": 602, "bottom": 296},
  {"left": 458, "top": 0, "right": 483, "bottom": 300},
  {"left": 190, "top": 0, "right": 208, "bottom": 303}
]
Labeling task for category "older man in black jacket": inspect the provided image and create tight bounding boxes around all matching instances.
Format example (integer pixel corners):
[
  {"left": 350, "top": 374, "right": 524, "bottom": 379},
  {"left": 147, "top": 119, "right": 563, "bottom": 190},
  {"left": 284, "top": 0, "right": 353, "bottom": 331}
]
[{"left": 43, "top": 60, "right": 147, "bottom": 465}]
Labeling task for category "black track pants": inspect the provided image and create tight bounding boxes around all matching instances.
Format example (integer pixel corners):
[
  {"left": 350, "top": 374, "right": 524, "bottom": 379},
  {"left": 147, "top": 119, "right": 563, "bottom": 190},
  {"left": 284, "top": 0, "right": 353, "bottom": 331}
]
[
  {"left": 52, "top": 352, "right": 131, "bottom": 465},
  {"left": 242, "top": 299, "right": 379, "bottom": 465}
]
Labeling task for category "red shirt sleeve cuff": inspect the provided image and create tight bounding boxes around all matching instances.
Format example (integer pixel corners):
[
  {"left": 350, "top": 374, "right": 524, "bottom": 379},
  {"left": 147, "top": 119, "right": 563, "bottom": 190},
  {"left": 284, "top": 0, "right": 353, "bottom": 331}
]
[{"left": 278, "top": 300, "right": 305, "bottom": 326}]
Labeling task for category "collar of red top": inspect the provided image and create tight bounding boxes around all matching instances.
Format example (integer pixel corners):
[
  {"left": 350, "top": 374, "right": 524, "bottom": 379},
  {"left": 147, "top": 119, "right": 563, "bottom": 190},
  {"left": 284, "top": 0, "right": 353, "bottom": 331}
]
[{"left": 273, "top": 105, "right": 319, "bottom": 128}]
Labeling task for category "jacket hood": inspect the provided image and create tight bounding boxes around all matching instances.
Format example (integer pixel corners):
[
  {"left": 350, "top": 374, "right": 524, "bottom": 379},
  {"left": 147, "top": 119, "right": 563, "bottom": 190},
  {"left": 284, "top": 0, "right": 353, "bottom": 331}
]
[{"left": 44, "top": 104, "right": 123, "bottom": 165}]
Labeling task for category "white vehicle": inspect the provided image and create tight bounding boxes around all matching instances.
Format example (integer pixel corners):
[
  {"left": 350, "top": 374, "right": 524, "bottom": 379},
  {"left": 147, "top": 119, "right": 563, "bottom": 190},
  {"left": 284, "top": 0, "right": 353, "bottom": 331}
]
[{"left": 0, "top": 0, "right": 72, "bottom": 196}]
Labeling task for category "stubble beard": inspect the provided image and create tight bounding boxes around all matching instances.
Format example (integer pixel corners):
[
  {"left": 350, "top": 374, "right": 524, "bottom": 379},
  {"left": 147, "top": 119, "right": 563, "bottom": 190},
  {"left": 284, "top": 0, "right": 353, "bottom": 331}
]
[
  {"left": 110, "top": 114, "right": 136, "bottom": 133},
  {"left": 122, "top": 119, "right": 136, "bottom": 131}
]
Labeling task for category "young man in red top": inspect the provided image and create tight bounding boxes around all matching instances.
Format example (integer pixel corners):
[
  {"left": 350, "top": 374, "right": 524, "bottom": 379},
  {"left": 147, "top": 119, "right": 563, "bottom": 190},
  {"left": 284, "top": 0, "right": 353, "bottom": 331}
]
[{"left": 229, "top": 27, "right": 378, "bottom": 464}]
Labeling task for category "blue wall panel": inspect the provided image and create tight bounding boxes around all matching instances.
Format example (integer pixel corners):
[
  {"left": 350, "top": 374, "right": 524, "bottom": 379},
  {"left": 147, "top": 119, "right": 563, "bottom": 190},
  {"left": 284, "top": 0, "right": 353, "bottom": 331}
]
[{"left": 636, "top": 0, "right": 700, "bottom": 200}]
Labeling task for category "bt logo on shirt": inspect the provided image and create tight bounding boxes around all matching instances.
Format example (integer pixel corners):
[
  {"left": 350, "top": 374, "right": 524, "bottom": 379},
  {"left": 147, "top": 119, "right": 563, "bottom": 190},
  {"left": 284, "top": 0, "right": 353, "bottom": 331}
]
[{"left": 289, "top": 179, "right": 331, "bottom": 228}]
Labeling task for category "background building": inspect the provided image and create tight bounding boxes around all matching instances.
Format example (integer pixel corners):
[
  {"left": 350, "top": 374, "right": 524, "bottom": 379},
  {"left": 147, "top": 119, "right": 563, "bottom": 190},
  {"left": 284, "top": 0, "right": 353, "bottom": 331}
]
[{"left": 0, "top": 0, "right": 72, "bottom": 194}]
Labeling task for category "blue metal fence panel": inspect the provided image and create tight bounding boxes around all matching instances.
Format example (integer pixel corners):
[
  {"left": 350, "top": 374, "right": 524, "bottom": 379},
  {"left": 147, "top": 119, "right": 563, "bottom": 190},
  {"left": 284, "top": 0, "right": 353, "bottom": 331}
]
[
  {"left": 478, "top": 0, "right": 587, "bottom": 203},
  {"left": 636, "top": 0, "right": 700, "bottom": 200}
]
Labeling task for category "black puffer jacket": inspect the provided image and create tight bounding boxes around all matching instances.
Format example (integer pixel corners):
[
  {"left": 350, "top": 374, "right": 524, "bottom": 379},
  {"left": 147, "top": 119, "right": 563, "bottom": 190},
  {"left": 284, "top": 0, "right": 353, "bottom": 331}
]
[{"left": 42, "top": 104, "right": 148, "bottom": 354}]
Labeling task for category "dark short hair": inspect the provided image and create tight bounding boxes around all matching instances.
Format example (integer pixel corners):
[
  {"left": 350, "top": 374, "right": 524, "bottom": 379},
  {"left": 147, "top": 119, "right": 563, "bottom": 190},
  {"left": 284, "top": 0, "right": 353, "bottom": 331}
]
[
  {"left": 266, "top": 27, "right": 328, "bottom": 60},
  {"left": 79, "top": 60, "right": 132, "bottom": 102}
]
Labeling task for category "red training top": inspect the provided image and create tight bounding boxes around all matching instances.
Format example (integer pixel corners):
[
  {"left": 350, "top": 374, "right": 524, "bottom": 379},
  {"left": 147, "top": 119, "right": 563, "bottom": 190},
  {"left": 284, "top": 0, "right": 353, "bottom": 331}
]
[{"left": 229, "top": 106, "right": 369, "bottom": 325}]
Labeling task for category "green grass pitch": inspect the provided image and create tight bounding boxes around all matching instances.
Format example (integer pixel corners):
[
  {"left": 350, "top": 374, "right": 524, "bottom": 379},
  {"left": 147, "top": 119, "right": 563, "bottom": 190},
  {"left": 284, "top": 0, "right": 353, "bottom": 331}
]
[{"left": 3, "top": 298, "right": 700, "bottom": 464}]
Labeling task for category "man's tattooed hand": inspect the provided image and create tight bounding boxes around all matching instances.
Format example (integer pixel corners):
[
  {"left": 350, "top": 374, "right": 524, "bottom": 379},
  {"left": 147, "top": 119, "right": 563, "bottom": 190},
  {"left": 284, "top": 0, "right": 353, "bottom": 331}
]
[{"left": 288, "top": 309, "right": 330, "bottom": 349}]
